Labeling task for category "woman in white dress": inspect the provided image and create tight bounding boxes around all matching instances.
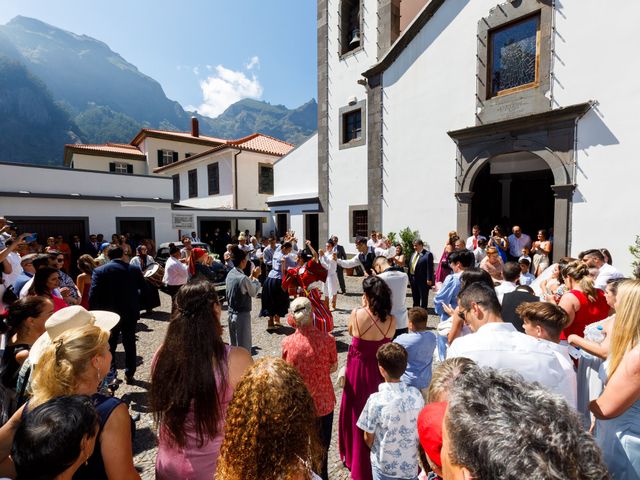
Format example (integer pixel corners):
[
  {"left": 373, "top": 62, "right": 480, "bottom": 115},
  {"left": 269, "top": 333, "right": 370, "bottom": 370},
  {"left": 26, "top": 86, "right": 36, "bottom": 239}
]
[{"left": 319, "top": 239, "right": 339, "bottom": 311}]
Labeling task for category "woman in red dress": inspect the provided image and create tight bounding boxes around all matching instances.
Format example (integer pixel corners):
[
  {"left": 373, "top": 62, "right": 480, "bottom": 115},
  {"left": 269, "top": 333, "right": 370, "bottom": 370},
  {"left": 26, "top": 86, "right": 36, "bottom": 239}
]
[{"left": 558, "top": 261, "right": 609, "bottom": 339}]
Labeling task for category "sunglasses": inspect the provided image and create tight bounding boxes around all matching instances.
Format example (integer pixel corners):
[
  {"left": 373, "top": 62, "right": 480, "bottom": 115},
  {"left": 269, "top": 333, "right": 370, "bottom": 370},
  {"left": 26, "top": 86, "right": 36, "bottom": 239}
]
[{"left": 458, "top": 308, "right": 468, "bottom": 321}]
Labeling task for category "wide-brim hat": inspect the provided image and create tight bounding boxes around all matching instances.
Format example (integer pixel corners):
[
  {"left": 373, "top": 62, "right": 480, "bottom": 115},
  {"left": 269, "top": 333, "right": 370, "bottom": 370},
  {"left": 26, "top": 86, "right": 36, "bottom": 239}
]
[{"left": 29, "top": 306, "right": 120, "bottom": 365}]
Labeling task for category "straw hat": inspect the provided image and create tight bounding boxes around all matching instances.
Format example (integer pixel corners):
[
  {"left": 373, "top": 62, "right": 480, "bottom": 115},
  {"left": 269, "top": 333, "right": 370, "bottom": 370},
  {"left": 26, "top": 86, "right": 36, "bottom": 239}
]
[{"left": 29, "top": 306, "right": 120, "bottom": 364}]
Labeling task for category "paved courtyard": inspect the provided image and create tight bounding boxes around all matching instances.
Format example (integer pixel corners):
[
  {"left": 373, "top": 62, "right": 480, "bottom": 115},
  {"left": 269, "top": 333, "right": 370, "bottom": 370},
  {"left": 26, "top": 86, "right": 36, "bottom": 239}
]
[{"left": 119, "top": 275, "right": 439, "bottom": 479}]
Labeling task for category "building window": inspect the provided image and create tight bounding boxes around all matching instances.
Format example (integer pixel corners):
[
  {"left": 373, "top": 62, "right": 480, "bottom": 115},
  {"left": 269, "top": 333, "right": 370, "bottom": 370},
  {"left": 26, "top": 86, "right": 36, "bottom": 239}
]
[
  {"left": 488, "top": 14, "right": 540, "bottom": 97},
  {"left": 343, "top": 110, "right": 362, "bottom": 143},
  {"left": 185, "top": 152, "right": 193, "bottom": 158},
  {"left": 258, "top": 165, "right": 274, "bottom": 194},
  {"left": 109, "top": 162, "right": 133, "bottom": 174},
  {"left": 340, "top": 0, "right": 361, "bottom": 55},
  {"left": 158, "top": 149, "right": 178, "bottom": 167},
  {"left": 339, "top": 100, "right": 366, "bottom": 149},
  {"left": 188, "top": 169, "right": 198, "bottom": 198},
  {"left": 207, "top": 162, "right": 220, "bottom": 195},
  {"left": 172, "top": 174, "right": 180, "bottom": 201},
  {"left": 352, "top": 209, "right": 368, "bottom": 238}
]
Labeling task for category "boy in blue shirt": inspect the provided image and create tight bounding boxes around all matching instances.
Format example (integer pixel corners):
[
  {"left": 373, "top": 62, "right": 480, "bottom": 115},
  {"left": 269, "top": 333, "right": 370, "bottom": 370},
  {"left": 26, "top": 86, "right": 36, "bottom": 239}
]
[{"left": 394, "top": 307, "right": 437, "bottom": 401}]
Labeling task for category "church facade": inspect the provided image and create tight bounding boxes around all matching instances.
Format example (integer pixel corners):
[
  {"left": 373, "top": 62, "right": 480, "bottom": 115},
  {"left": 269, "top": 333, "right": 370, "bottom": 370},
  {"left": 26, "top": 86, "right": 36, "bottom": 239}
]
[{"left": 317, "top": 0, "right": 640, "bottom": 271}]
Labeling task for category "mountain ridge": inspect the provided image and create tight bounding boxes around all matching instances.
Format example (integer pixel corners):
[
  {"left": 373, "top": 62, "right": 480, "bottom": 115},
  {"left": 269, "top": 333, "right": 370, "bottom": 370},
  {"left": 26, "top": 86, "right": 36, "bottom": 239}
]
[{"left": 0, "top": 15, "right": 316, "bottom": 165}]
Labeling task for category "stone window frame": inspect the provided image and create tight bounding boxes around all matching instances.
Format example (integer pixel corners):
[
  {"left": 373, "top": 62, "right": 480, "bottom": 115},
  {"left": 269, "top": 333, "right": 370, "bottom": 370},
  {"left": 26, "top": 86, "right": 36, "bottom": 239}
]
[
  {"left": 349, "top": 204, "right": 369, "bottom": 242},
  {"left": 188, "top": 169, "right": 198, "bottom": 198},
  {"left": 475, "top": 1, "right": 553, "bottom": 124},
  {"left": 339, "top": 100, "right": 367, "bottom": 149},
  {"left": 339, "top": 0, "right": 364, "bottom": 58}
]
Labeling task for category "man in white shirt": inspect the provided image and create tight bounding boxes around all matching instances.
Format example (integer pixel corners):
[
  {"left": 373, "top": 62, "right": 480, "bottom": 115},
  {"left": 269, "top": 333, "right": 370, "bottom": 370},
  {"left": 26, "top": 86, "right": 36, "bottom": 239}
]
[
  {"left": 516, "top": 301, "right": 577, "bottom": 410},
  {"left": 447, "top": 283, "right": 575, "bottom": 408},
  {"left": 367, "top": 231, "right": 378, "bottom": 248},
  {"left": 494, "top": 261, "right": 519, "bottom": 304},
  {"left": 507, "top": 225, "right": 531, "bottom": 261},
  {"left": 373, "top": 256, "right": 409, "bottom": 335},
  {"left": 465, "top": 225, "right": 486, "bottom": 251},
  {"left": 582, "top": 249, "right": 624, "bottom": 290}
]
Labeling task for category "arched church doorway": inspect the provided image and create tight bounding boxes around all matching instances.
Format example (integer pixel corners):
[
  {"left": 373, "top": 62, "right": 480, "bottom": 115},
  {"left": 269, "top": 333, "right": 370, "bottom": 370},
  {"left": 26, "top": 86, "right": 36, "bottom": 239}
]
[{"left": 470, "top": 152, "right": 555, "bottom": 240}]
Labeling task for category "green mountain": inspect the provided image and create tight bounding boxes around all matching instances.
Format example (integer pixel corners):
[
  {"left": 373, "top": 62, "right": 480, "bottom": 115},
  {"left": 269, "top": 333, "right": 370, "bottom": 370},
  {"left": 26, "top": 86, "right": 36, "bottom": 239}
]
[
  {"left": 0, "top": 56, "right": 81, "bottom": 165},
  {"left": 202, "top": 98, "right": 317, "bottom": 145},
  {"left": 0, "top": 15, "right": 317, "bottom": 163}
]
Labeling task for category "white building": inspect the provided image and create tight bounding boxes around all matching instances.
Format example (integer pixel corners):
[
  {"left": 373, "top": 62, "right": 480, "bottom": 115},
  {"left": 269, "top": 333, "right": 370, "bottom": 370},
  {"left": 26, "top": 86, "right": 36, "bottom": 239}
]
[
  {"left": 317, "top": 0, "right": 640, "bottom": 272},
  {"left": 57, "top": 119, "right": 294, "bottom": 242},
  {"left": 267, "top": 133, "right": 320, "bottom": 246}
]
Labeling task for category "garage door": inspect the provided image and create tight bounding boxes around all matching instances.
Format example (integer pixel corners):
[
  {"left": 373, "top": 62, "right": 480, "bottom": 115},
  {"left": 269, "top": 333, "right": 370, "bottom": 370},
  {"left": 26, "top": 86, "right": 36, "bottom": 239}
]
[{"left": 10, "top": 217, "right": 87, "bottom": 244}]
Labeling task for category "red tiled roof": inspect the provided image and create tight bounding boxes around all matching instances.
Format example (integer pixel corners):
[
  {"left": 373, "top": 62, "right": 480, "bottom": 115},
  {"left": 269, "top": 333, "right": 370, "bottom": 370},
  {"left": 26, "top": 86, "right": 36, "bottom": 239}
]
[
  {"left": 130, "top": 129, "right": 226, "bottom": 146},
  {"left": 65, "top": 143, "right": 145, "bottom": 157},
  {"left": 153, "top": 133, "right": 294, "bottom": 173},
  {"left": 227, "top": 133, "right": 294, "bottom": 156}
]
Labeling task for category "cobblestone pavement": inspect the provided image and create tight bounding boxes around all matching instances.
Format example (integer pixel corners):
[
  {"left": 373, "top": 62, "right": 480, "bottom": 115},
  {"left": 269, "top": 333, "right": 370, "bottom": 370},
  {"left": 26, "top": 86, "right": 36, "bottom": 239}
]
[{"left": 120, "top": 275, "right": 439, "bottom": 479}]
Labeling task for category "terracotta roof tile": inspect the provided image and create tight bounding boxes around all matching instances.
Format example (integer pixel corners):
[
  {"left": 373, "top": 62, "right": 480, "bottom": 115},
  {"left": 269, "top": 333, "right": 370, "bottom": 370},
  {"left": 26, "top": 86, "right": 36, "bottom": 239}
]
[
  {"left": 227, "top": 133, "right": 295, "bottom": 156},
  {"left": 130, "top": 129, "right": 226, "bottom": 146},
  {"left": 65, "top": 143, "right": 145, "bottom": 157}
]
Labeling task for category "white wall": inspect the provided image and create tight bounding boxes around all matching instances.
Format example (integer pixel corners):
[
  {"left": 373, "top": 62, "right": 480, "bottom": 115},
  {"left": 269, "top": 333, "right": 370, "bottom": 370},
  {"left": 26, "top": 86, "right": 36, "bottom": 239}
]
[
  {"left": 273, "top": 133, "right": 318, "bottom": 198},
  {"left": 326, "top": 0, "right": 380, "bottom": 251},
  {"left": 0, "top": 196, "right": 175, "bottom": 243},
  {"left": 171, "top": 151, "right": 234, "bottom": 209},
  {"left": 142, "top": 137, "right": 217, "bottom": 172},
  {"left": 0, "top": 163, "right": 172, "bottom": 199},
  {"left": 552, "top": 1, "right": 640, "bottom": 273},
  {"left": 380, "top": 0, "right": 484, "bottom": 254},
  {"left": 71, "top": 153, "right": 146, "bottom": 174}
]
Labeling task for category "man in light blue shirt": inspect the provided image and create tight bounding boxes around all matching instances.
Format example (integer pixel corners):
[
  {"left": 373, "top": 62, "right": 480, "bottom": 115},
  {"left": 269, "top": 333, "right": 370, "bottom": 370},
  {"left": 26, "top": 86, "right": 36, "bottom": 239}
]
[{"left": 433, "top": 249, "right": 475, "bottom": 360}]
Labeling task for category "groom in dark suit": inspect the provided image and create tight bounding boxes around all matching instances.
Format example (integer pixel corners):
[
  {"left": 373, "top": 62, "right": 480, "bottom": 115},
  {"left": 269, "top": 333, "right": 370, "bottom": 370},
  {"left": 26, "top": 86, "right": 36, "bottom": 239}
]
[
  {"left": 409, "top": 239, "right": 434, "bottom": 308},
  {"left": 89, "top": 245, "right": 145, "bottom": 383},
  {"left": 332, "top": 235, "right": 347, "bottom": 294}
]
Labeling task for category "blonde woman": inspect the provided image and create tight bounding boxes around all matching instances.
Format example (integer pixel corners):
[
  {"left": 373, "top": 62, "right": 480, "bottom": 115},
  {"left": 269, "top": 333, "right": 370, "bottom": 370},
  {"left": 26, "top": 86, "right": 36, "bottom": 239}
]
[
  {"left": 590, "top": 280, "right": 640, "bottom": 478},
  {"left": 0, "top": 315, "right": 139, "bottom": 480}
]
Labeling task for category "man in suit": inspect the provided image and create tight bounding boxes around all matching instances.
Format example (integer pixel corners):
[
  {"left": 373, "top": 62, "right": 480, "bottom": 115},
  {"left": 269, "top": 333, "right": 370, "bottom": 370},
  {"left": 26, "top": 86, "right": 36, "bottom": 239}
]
[
  {"left": 409, "top": 239, "right": 434, "bottom": 308},
  {"left": 332, "top": 235, "right": 347, "bottom": 294},
  {"left": 501, "top": 285, "right": 540, "bottom": 333},
  {"left": 86, "top": 234, "right": 100, "bottom": 257},
  {"left": 69, "top": 234, "right": 84, "bottom": 277},
  {"left": 89, "top": 244, "right": 145, "bottom": 383}
]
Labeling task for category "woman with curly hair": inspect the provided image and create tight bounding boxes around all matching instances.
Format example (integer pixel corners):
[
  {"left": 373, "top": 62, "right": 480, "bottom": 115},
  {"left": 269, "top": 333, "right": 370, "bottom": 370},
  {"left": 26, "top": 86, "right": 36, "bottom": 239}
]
[
  {"left": 339, "top": 276, "right": 396, "bottom": 480},
  {"left": 434, "top": 231, "right": 458, "bottom": 285},
  {"left": 216, "top": 357, "right": 323, "bottom": 480},
  {"left": 151, "top": 281, "right": 252, "bottom": 480}
]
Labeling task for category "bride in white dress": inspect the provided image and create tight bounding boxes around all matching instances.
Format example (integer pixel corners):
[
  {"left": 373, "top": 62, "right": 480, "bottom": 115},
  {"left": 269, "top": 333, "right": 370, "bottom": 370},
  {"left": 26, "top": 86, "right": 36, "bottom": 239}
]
[{"left": 319, "top": 239, "right": 339, "bottom": 311}]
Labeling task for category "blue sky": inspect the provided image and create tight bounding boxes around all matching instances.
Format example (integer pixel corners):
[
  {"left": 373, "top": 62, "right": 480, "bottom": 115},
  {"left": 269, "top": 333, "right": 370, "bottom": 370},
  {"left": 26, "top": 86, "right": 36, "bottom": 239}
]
[{"left": 0, "top": 0, "right": 317, "bottom": 117}]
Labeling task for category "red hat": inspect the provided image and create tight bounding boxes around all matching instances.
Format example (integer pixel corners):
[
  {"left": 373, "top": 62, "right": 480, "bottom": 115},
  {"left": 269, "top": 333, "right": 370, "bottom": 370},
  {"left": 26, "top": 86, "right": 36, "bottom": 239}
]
[{"left": 417, "top": 402, "right": 448, "bottom": 468}]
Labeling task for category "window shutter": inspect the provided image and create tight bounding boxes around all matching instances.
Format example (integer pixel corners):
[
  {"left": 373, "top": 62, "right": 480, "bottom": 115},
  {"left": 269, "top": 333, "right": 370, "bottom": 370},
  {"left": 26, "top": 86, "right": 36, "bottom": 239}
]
[
  {"left": 172, "top": 151, "right": 178, "bottom": 163},
  {"left": 127, "top": 164, "right": 134, "bottom": 174},
  {"left": 109, "top": 162, "right": 116, "bottom": 172},
  {"left": 157, "top": 150, "right": 163, "bottom": 166}
]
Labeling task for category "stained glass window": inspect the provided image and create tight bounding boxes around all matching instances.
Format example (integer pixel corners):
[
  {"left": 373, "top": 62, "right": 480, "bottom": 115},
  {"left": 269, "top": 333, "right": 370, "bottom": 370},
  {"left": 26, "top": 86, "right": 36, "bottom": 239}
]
[{"left": 489, "top": 15, "right": 539, "bottom": 96}]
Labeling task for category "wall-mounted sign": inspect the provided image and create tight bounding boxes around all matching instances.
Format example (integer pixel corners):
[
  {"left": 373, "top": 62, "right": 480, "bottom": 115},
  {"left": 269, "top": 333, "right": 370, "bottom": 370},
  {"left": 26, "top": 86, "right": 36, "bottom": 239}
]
[{"left": 172, "top": 214, "right": 195, "bottom": 230}]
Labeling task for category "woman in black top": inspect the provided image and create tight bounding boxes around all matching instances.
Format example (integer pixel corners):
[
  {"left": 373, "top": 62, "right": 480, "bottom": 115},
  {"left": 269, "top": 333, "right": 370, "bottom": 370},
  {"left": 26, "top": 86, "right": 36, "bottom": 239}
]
[{"left": 0, "top": 296, "right": 54, "bottom": 389}]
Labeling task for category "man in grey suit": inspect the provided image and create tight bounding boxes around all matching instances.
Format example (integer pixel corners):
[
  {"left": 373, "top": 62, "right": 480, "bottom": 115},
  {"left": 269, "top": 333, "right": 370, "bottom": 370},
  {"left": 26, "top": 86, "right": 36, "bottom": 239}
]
[{"left": 332, "top": 235, "right": 347, "bottom": 294}]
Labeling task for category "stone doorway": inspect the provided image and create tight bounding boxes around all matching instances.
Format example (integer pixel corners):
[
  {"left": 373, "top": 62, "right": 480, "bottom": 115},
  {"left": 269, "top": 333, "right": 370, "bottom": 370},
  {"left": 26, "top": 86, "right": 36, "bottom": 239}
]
[{"left": 471, "top": 153, "right": 555, "bottom": 240}]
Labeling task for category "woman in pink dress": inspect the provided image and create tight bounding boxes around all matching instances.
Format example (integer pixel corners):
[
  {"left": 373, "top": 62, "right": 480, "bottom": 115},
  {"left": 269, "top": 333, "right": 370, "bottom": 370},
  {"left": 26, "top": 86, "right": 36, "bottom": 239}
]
[
  {"left": 339, "top": 276, "right": 396, "bottom": 480},
  {"left": 435, "top": 231, "right": 459, "bottom": 285},
  {"left": 150, "top": 281, "right": 253, "bottom": 480},
  {"left": 76, "top": 254, "right": 96, "bottom": 310}
]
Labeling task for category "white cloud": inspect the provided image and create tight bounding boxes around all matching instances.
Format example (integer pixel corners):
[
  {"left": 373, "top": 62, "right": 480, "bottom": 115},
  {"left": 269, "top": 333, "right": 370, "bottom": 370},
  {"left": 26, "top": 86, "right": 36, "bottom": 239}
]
[
  {"left": 188, "top": 65, "right": 263, "bottom": 117},
  {"left": 193, "top": 66, "right": 200, "bottom": 76},
  {"left": 245, "top": 56, "right": 260, "bottom": 70}
]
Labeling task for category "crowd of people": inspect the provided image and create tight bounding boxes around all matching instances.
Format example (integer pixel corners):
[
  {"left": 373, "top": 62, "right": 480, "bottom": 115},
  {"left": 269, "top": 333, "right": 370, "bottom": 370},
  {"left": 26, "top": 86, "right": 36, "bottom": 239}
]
[{"left": 1, "top": 213, "right": 640, "bottom": 479}]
